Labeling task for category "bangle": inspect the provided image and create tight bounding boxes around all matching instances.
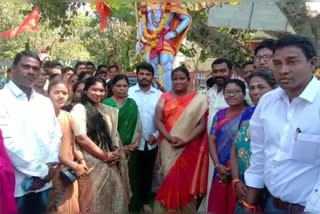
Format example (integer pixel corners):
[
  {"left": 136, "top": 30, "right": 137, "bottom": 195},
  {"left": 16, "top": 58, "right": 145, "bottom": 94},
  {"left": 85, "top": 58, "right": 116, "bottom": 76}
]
[
  {"left": 214, "top": 163, "right": 220, "bottom": 168},
  {"left": 242, "top": 201, "right": 257, "bottom": 212},
  {"left": 232, "top": 178, "right": 241, "bottom": 189}
]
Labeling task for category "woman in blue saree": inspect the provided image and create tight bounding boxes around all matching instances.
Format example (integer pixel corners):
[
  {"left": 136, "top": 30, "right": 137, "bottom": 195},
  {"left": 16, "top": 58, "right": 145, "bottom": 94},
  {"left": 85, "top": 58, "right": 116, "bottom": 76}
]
[{"left": 208, "top": 79, "right": 248, "bottom": 213}]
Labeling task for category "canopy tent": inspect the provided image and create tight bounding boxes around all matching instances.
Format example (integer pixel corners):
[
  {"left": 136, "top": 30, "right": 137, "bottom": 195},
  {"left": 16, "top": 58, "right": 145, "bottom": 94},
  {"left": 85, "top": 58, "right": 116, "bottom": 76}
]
[{"left": 208, "top": 0, "right": 295, "bottom": 32}]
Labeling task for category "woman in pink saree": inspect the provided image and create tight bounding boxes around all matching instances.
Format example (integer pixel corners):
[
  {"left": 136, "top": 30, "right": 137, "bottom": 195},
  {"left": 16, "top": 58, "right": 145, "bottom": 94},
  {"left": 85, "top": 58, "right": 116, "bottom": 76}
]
[
  {"left": 0, "top": 129, "right": 17, "bottom": 213},
  {"left": 154, "top": 66, "right": 208, "bottom": 212}
]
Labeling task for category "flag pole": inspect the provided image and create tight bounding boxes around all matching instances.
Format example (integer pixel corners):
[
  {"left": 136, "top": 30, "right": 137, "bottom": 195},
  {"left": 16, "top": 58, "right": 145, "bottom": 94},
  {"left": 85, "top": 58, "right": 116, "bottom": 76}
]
[
  {"left": 135, "top": 2, "right": 141, "bottom": 42},
  {"left": 135, "top": 2, "right": 143, "bottom": 62}
]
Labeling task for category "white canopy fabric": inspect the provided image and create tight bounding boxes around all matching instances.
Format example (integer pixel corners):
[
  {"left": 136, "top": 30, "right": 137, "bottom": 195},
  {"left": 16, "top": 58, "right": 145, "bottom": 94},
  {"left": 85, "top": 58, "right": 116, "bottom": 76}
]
[{"left": 208, "top": 0, "right": 295, "bottom": 32}]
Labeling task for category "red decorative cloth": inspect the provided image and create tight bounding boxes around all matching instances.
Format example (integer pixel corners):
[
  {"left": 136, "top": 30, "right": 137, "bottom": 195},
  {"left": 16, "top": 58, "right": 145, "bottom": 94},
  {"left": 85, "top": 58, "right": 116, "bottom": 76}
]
[{"left": 96, "top": 2, "right": 111, "bottom": 33}]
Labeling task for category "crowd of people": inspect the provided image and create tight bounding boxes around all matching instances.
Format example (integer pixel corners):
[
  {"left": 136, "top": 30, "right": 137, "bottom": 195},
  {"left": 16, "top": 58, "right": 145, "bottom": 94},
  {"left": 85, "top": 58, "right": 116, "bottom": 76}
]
[{"left": 0, "top": 33, "right": 320, "bottom": 213}]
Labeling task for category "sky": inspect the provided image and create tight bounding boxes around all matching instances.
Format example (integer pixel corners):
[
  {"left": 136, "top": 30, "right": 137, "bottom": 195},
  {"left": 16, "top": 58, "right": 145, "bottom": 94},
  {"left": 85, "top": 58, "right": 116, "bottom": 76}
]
[{"left": 307, "top": 2, "right": 320, "bottom": 12}]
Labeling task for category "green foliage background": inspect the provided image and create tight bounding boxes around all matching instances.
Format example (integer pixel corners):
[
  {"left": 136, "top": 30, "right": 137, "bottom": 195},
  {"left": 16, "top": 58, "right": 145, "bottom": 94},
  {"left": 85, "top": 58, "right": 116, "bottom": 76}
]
[{"left": 0, "top": 2, "right": 257, "bottom": 71}]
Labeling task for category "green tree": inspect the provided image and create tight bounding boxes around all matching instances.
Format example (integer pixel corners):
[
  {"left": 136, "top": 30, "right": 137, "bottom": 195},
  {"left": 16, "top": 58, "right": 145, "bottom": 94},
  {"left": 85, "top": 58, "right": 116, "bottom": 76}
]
[
  {"left": 186, "top": 7, "right": 255, "bottom": 67},
  {"left": 0, "top": 2, "right": 256, "bottom": 68}
]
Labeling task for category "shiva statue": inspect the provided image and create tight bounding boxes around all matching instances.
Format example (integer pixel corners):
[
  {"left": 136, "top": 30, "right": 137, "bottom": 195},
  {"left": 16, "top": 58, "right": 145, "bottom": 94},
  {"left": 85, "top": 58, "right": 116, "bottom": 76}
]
[{"left": 136, "top": 3, "right": 192, "bottom": 90}]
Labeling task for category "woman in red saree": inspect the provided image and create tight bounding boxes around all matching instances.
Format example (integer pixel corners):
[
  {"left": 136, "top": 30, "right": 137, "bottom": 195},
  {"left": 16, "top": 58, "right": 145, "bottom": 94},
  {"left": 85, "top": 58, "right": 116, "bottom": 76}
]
[
  {"left": 0, "top": 129, "right": 17, "bottom": 213},
  {"left": 154, "top": 66, "right": 208, "bottom": 212}
]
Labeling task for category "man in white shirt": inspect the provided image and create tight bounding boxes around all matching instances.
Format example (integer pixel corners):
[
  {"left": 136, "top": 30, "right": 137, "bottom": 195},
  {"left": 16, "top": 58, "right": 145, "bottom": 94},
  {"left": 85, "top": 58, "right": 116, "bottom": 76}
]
[
  {"left": 199, "top": 58, "right": 239, "bottom": 211},
  {"left": 0, "top": 51, "right": 61, "bottom": 214},
  {"left": 207, "top": 58, "right": 232, "bottom": 132},
  {"left": 128, "top": 62, "right": 162, "bottom": 212},
  {"left": 244, "top": 35, "right": 320, "bottom": 212}
]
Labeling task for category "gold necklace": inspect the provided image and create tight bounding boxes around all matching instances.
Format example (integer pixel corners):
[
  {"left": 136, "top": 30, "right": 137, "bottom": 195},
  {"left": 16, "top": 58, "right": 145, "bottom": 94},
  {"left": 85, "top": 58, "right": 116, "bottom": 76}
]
[{"left": 140, "top": 3, "right": 172, "bottom": 48}]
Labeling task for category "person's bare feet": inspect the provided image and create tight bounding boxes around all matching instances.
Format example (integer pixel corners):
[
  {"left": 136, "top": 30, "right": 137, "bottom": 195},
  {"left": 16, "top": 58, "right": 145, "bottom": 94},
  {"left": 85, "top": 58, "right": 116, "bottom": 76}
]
[{"left": 143, "top": 204, "right": 152, "bottom": 212}]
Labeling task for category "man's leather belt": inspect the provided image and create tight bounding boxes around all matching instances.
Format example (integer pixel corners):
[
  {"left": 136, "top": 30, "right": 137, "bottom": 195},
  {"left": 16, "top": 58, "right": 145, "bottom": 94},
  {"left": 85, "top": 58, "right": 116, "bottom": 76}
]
[{"left": 272, "top": 196, "right": 305, "bottom": 212}]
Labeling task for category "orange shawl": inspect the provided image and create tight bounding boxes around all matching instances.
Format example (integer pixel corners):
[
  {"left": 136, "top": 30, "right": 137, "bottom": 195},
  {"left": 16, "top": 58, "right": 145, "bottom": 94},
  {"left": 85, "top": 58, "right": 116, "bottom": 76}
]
[{"left": 155, "top": 92, "right": 208, "bottom": 210}]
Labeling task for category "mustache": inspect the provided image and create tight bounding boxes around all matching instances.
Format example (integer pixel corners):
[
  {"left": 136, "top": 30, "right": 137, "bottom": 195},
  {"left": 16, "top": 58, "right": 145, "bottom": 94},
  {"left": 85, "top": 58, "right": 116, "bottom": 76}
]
[
  {"left": 26, "top": 72, "right": 35, "bottom": 77},
  {"left": 213, "top": 77, "right": 226, "bottom": 81},
  {"left": 26, "top": 74, "right": 35, "bottom": 78}
]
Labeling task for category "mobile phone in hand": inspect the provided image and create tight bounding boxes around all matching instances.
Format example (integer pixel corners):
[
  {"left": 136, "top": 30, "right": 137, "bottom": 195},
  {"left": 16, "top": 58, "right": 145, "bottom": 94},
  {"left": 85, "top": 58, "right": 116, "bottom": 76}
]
[{"left": 22, "top": 177, "right": 35, "bottom": 192}]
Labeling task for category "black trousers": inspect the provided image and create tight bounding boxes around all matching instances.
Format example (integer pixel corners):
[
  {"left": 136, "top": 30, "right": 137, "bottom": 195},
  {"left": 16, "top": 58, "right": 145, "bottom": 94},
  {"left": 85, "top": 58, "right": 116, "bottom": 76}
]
[
  {"left": 129, "top": 144, "right": 158, "bottom": 211},
  {"left": 15, "top": 188, "right": 50, "bottom": 214}
]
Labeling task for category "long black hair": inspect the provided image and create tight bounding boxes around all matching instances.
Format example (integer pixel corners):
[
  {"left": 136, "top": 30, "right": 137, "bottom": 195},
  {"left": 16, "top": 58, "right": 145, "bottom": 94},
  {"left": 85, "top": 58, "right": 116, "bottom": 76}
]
[
  {"left": 80, "top": 77, "right": 113, "bottom": 151},
  {"left": 78, "top": 71, "right": 93, "bottom": 81},
  {"left": 111, "top": 74, "right": 129, "bottom": 86},
  {"left": 72, "top": 80, "right": 86, "bottom": 94}
]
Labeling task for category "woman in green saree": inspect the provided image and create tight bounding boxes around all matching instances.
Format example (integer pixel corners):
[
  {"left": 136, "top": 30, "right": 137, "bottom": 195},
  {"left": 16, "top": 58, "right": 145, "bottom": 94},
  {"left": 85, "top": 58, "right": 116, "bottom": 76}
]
[
  {"left": 102, "top": 74, "right": 142, "bottom": 211},
  {"left": 230, "top": 69, "right": 278, "bottom": 212},
  {"left": 102, "top": 74, "right": 141, "bottom": 153}
]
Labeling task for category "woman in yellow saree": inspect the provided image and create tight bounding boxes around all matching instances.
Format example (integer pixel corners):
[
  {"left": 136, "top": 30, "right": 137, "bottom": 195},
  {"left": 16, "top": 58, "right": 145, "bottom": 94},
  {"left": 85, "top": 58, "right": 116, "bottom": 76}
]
[
  {"left": 154, "top": 66, "right": 208, "bottom": 212},
  {"left": 47, "top": 76, "right": 87, "bottom": 212}
]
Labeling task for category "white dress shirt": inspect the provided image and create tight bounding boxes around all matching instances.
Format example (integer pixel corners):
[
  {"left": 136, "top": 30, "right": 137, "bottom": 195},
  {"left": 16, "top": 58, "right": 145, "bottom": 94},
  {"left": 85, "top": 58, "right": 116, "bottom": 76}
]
[
  {"left": 0, "top": 81, "right": 61, "bottom": 197},
  {"left": 245, "top": 77, "right": 320, "bottom": 207},
  {"left": 207, "top": 85, "right": 228, "bottom": 132},
  {"left": 128, "top": 84, "right": 162, "bottom": 151}
]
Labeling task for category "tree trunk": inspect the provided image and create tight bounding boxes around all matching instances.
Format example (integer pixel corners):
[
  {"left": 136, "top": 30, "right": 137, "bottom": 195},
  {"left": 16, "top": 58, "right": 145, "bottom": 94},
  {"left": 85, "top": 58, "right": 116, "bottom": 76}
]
[{"left": 277, "top": 1, "right": 320, "bottom": 52}]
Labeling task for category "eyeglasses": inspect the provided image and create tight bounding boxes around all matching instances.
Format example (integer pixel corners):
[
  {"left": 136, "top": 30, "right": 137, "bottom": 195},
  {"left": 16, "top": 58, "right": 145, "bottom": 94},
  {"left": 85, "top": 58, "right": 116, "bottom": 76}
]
[
  {"left": 254, "top": 54, "right": 273, "bottom": 62},
  {"left": 224, "top": 90, "right": 243, "bottom": 97}
]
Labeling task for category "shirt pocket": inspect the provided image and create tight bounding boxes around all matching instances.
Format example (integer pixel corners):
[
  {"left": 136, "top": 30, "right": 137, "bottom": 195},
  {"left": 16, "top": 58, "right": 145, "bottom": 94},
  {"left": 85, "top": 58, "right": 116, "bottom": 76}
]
[{"left": 292, "top": 133, "right": 320, "bottom": 164}]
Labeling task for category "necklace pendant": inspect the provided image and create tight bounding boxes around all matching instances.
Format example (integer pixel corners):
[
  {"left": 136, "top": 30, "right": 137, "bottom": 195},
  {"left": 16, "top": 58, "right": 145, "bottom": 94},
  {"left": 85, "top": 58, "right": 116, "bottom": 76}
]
[{"left": 151, "top": 7, "right": 164, "bottom": 27}]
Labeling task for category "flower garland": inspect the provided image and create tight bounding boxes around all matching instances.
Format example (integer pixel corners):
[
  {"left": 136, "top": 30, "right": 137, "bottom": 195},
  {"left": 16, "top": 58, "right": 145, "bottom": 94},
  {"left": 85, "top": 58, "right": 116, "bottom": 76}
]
[{"left": 141, "top": 3, "right": 171, "bottom": 48}]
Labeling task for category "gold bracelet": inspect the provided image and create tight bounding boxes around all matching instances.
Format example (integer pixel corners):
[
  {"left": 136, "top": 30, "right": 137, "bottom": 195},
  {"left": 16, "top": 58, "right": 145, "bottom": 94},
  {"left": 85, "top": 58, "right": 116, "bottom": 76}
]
[
  {"left": 242, "top": 201, "right": 257, "bottom": 212},
  {"left": 232, "top": 178, "right": 241, "bottom": 189}
]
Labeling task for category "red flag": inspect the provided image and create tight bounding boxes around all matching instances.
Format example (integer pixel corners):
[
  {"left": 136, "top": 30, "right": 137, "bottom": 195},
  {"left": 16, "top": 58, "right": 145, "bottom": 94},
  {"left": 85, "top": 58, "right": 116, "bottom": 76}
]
[
  {"left": 16, "top": 6, "right": 40, "bottom": 35},
  {"left": 96, "top": 2, "right": 111, "bottom": 33},
  {"left": 0, "top": 6, "right": 39, "bottom": 38},
  {"left": 0, "top": 28, "right": 18, "bottom": 38}
]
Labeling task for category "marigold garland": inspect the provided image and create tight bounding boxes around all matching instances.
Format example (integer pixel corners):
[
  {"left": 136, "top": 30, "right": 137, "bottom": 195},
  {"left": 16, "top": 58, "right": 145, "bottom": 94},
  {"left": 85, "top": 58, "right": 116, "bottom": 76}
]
[{"left": 140, "top": 3, "right": 172, "bottom": 48}]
